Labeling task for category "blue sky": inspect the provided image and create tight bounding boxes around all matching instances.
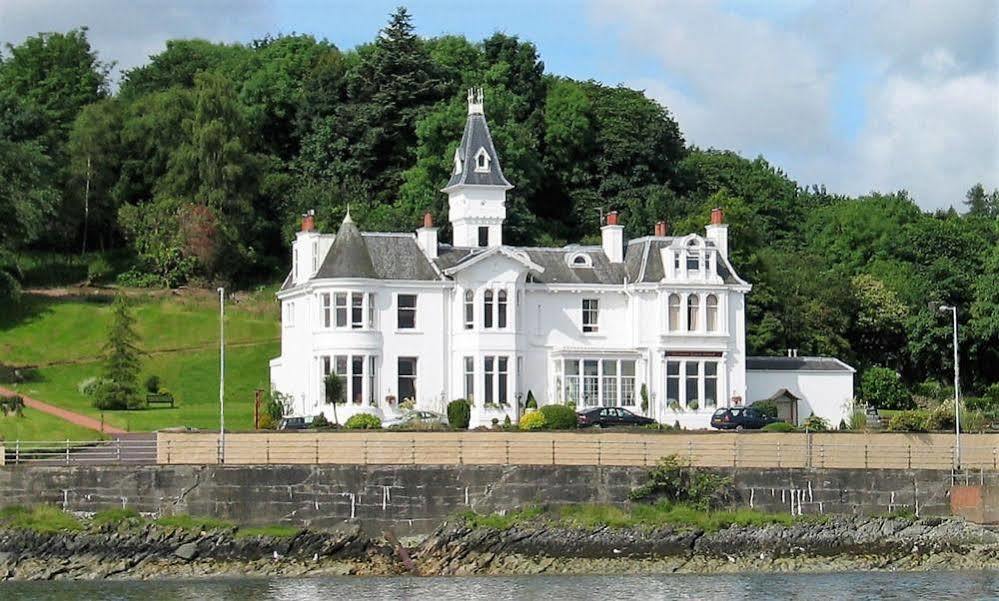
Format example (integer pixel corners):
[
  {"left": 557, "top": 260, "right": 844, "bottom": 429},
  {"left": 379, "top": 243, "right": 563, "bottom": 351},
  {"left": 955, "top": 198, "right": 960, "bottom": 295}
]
[{"left": 1, "top": 0, "right": 996, "bottom": 210}]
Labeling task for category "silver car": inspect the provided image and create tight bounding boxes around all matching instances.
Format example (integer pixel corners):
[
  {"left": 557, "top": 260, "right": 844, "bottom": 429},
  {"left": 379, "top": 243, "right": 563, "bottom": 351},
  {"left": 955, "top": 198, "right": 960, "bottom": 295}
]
[{"left": 382, "top": 410, "right": 449, "bottom": 428}]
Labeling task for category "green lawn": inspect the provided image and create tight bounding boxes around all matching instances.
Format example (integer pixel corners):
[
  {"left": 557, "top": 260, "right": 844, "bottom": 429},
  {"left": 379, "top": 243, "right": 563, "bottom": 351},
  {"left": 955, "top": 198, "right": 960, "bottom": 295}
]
[
  {"left": 1, "top": 289, "right": 280, "bottom": 433},
  {"left": 0, "top": 407, "right": 101, "bottom": 442}
]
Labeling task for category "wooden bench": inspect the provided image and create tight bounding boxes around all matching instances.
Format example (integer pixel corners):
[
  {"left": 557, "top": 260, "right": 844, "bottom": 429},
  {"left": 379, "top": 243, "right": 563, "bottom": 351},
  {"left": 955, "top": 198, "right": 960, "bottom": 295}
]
[{"left": 146, "top": 393, "right": 175, "bottom": 408}]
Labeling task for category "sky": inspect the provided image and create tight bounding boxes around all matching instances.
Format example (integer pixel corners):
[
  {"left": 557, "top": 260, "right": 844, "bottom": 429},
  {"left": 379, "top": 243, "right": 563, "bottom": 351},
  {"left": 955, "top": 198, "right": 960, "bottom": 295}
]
[{"left": 1, "top": 0, "right": 996, "bottom": 211}]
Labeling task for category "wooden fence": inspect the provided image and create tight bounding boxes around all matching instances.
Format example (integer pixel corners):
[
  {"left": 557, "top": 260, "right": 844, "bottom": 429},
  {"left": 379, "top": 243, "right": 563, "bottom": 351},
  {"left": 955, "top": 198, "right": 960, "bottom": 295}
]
[{"left": 156, "top": 431, "right": 999, "bottom": 471}]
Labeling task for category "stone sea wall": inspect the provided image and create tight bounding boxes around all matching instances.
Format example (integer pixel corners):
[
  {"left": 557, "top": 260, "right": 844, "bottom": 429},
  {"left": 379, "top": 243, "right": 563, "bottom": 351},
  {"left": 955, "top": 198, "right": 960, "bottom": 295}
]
[{"left": 0, "top": 464, "right": 977, "bottom": 535}]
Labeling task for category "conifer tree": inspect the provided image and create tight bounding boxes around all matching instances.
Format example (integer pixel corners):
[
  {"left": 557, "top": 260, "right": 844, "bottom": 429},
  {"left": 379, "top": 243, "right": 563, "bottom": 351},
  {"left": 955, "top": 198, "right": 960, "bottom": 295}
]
[{"left": 95, "top": 294, "right": 143, "bottom": 410}]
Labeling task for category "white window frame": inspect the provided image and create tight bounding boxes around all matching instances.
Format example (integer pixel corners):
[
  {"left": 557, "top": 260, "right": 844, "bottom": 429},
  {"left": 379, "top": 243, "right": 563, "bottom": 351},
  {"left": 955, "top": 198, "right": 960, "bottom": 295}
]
[
  {"left": 464, "top": 289, "right": 474, "bottom": 329},
  {"left": 396, "top": 293, "right": 417, "bottom": 330},
  {"left": 463, "top": 356, "right": 475, "bottom": 403},
  {"left": 582, "top": 298, "right": 599, "bottom": 333}
]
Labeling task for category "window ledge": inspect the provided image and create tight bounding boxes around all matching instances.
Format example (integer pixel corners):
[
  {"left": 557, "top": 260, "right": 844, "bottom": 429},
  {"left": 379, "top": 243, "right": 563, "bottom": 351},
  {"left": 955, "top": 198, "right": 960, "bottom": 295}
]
[{"left": 394, "top": 329, "right": 423, "bottom": 335}]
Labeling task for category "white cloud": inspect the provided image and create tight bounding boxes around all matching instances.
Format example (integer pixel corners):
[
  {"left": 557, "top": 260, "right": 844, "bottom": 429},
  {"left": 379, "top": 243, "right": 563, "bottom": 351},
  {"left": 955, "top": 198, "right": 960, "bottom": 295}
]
[
  {"left": 589, "top": 0, "right": 999, "bottom": 210},
  {"left": 0, "top": 0, "right": 275, "bottom": 84}
]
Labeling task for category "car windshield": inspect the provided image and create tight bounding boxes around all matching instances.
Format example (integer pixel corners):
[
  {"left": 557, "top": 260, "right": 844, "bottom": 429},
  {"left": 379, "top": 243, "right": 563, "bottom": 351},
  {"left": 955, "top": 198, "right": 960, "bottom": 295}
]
[{"left": 712, "top": 409, "right": 728, "bottom": 417}]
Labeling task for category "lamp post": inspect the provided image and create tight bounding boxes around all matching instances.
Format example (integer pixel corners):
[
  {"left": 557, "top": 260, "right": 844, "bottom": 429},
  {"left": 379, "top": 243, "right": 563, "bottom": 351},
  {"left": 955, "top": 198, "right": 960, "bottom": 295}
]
[
  {"left": 218, "top": 287, "right": 226, "bottom": 464},
  {"left": 939, "top": 305, "right": 960, "bottom": 469}
]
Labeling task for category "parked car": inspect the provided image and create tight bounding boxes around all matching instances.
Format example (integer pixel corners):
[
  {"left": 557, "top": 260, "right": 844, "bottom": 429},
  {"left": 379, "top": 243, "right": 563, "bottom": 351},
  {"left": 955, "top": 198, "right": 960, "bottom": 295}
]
[
  {"left": 577, "top": 406, "right": 656, "bottom": 428},
  {"left": 278, "top": 416, "right": 311, "bottom": 430},
  {"left": 710, "top": 407, "right": 779, "bottom": 431},
  {"left": 382, "top": 410, "right": 449, "bottom": 429}
]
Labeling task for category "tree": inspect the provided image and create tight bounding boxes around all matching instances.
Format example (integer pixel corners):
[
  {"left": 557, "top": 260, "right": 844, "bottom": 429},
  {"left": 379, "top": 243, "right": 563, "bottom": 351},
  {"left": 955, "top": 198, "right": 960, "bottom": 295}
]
[
  {"left": 67, "top": 99, "right": 123, "bottom": 253},
  {"left": 850, "top": 274, "right": 908, "bottom": 369},
  {"left": 94, "top": 295, "right": 143, "bottom": 410},
  {"left": 324, "top": 372, "right": 345, "bottom": 425},
  {"left": 861, "top": 367, "right": 913, "bottom": 410},
  {"left": 963, "top": 183, "right": 999, "bottom": 218}
]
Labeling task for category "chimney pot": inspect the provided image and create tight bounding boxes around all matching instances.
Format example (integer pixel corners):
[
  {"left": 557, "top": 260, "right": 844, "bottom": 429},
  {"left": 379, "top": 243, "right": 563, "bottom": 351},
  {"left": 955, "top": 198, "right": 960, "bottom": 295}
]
[
  {"left": 301, "top": 210, "right": 316, "bottom": 232},
  {"left": 606, "top": 211, "right": 619, "bottom": 226},
  {"left": 423, "top": 212, "right": 434, "bottom": 228},
  {"left": 710, "top": 207, "right": 725, "bottom": 225}
]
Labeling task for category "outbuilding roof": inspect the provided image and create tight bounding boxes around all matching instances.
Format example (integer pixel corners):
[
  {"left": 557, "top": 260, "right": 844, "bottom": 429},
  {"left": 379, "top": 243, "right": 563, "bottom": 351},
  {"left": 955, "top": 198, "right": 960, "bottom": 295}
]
[{"left": 746, "top": 356, "right": 856, "bottom": 373}]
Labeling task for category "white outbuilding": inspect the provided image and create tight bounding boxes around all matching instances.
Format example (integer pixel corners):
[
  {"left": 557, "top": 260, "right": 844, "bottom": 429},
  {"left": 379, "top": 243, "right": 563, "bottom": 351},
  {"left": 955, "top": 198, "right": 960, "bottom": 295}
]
[{"left": 746, "top": 355, "right": 856, "bottom": 428}]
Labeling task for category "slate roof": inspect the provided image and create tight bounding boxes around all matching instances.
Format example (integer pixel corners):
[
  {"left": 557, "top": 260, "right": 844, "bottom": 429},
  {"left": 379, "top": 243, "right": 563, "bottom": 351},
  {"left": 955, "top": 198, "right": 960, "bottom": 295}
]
[
  {"left": 363, "top": 234, "right": 439, "bottom": 280},
  {"left": 746, "top": 356, "right": 855, "bottom": 373},
  {"left": 622, "top": 236, "right": 741, "bottom": 285},
  {"left": 444, "top": 113, "right": 512, "bottom": 189},
  {"left": 520, "top": 247, "right": 626, "bottom": 285},
  {"left": 314, "top": 216, "right": 377, "bottom": 280}
]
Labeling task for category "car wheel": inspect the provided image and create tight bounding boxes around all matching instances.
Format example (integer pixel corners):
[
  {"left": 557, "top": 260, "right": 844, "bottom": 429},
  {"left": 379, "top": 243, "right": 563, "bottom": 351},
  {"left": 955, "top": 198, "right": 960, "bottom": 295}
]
[{"left": 735, "top": 425, "right": 744, "bottom": 432}]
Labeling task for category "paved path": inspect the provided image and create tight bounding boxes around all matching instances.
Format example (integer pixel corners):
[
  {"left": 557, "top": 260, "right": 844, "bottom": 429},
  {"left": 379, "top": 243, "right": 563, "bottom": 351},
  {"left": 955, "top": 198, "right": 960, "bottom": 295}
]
[{"left": 0, "top": 386, "right": 126, "bottom": 435}]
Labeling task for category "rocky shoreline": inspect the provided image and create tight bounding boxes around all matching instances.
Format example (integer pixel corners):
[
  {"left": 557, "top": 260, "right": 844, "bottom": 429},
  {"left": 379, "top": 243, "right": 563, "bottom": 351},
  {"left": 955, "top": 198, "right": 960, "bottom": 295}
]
[{"left": 1, "top": 516, "right": 997, "bottom": 580}]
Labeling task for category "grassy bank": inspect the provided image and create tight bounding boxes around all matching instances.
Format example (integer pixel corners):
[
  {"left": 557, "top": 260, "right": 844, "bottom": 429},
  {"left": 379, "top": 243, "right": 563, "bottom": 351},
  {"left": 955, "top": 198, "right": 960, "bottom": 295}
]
[
  {"left": 461, "top": 502, "right": 798, "bottom": 532},
  {"left": 0, "top": 407, "right": 102, "bottom": 442},
  {"left": 0, "top": 505, "right": 301, "bottom": 538},
  {"left": 1, "top": 288, "right": 279, "bottom": 435}
]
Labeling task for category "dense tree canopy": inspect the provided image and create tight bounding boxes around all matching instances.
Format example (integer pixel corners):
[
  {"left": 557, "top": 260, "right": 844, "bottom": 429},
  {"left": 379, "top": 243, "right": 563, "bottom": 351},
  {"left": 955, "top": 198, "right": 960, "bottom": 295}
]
[{"left": 0, "top": 9, "right": 996, "bottom": 395}]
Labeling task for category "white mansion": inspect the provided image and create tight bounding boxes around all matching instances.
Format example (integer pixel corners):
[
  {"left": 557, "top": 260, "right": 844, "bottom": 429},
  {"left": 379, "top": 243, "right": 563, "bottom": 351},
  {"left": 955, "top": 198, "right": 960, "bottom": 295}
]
[{"left": 269, "top": 90, "right": 854, "bottom": 428}]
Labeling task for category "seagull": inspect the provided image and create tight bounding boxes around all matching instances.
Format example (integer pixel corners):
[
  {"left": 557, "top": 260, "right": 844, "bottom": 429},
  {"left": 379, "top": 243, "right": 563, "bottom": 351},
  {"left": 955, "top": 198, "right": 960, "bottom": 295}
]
[{"left": 612, "top": 548, "right": 622, "bottom": 554}]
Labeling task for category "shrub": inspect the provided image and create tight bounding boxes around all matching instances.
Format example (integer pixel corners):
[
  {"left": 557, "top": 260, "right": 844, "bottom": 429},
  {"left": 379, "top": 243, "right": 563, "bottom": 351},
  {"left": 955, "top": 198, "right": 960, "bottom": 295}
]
[
  {"left": 861, "top": 367, "right": 913, "bottom": 410},
  {"left": 525, "top": 391, "right": 538, "bottom": 409},
  {"left": 87, "top": 257, "right": 114, "bottom": 284},
  {"left": 762, "top": 421, "right": 795, "bottom": 432},
  {"left": 802, "top": 414, "right": 830, "bottom": 431},
  {"left": 257, "top": 412, "right": 277, "bottom": 430},
  {"left": 115, "top": 268, "right": 162, "bottom": 288},
  {"left": 519, "top": 411, "right": 547, "bottom": 430},
  {"left": 962, "top": 410, "right": 989, "bottom": 433},
  {"left": 344, "top": 413, "right": 382, "bottom": 429},
  {"left": 925, "top": 402, "right": 956, "bottom": 431},
  {"left": 503, "top": 415, "right": 512, "bottom": 427},
  {"left": 0, "top": 395, "right": 25, "bottom": 417},
  {"left": 888, "top": 410, "right": 927, "bottom": 432},
  {"left": 447, "top": 399, "right": 471, "bottom": 429},
  {"left": 687, "top": 399, "right": 699, "bottom": 411},
  {"left": 848, "top": 407, "right": 869, "bottom": 430},
  {"left": 640, "top": 383, "right": 649, "bottom": 413},
  {"left": 311, "top": 413, "right": 330, "bottom": 429},
  {"left": 750, "top": 400, "right": 778, "bottom": 419},
  {"left": 144, "top": 375, "right": 161, "bottom": 393},
  {"left": 629, "top": 455, "right": 734, "bottom": 510},
  {"left": 77, "top": 376, "right": 102, "bottom": 396},
  {"left": 539, "top": 404, "right": 577, "bottom": 429}
]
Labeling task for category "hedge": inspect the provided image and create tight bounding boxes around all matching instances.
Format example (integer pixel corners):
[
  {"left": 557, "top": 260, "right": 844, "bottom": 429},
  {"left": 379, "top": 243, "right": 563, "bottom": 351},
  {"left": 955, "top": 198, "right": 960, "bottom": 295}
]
[{"left": 539, "top": 404, "right": 577, "bottom": 429}]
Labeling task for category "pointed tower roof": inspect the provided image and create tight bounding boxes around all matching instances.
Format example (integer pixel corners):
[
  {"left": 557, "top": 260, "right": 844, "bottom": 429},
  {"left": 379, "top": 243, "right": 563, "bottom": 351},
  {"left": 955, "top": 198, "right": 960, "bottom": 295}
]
[
  {"left": 314, "top": 213, "right": 377, "bottom": 279},
  {"left": 443, "top": 88, "right": 513, "bottom": 191}
]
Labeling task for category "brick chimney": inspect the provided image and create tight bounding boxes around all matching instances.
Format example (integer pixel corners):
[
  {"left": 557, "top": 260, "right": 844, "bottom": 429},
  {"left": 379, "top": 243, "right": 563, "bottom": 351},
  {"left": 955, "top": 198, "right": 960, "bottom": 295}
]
[
  {"left": 705, "top": 207, "right": 728, "bottom": 259},
  {"left": 301, "top": 210, "right": 316, "bottom": 232},
  {"left": 654, "top": 220, "right": 668, "bottom": 237},
  {"left": 416, "top": 211, "right": 439, "bottom": 259},
  {"left": 601, "top": 211, "right": 623, "bottom": 263}
]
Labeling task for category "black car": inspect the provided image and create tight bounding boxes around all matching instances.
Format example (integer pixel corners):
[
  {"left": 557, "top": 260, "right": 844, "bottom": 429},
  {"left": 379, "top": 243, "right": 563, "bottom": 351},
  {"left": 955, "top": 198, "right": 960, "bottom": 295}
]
[
  {"left": 577, "top": 406, "right": 656, "bottom": 428},
  {"left": 278, "top": 416, "right": 311, "bottom": 430},
  {"left": 710, "top": 407, "right": 778, "bottom": 430}
]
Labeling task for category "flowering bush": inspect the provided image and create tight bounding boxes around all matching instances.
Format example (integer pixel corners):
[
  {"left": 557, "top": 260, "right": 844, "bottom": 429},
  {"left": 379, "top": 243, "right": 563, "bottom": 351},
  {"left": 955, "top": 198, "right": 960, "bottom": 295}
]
[{"left": 519, "top": 411, "right": 547, "bottom": 430}]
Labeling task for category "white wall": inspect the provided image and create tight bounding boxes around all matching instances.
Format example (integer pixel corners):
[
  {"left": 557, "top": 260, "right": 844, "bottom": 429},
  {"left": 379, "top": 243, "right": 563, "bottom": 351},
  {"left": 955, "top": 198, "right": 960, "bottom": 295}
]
[{"left": 746, "top": 370, "right": 855, "bottom": 428}]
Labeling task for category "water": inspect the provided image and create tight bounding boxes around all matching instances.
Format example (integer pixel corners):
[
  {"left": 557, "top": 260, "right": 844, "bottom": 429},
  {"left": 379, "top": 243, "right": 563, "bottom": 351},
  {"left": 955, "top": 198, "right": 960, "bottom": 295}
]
[{"left": 1, "top": 573, "right": 997, "bottom": 601}]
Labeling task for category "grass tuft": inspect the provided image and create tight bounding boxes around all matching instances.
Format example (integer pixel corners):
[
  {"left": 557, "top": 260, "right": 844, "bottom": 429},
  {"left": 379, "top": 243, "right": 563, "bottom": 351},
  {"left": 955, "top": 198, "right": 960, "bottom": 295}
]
[
  {"left": 154, "top": 514, "right": 235, "bottom": 532},
  {"left": 92, "top": 507, "right": 145, "bottom": 528},
  {"left": 463, "top": 502, "right": 796, "bottom": 533},
  {"left": 0, "top": 505, "right": 83, "bottom": 533},
  {"left": 234, "top": 525, "right": 301, "bottom": 539}
]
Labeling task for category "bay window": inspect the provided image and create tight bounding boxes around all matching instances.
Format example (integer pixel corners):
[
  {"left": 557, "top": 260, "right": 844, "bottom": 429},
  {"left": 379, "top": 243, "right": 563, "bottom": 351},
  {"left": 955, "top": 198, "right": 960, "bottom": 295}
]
[
  {"left": 561, "top": 358, "right": 639, "bottom": 409},
  {"left": 706, "top": 294, "right": 718, "bottom": 332},
  {"left": 687, "top": 295, "right": 700, "bottom": 331},
  {"left": 665, "top": 358, "right": 722, "bottom": 410}
]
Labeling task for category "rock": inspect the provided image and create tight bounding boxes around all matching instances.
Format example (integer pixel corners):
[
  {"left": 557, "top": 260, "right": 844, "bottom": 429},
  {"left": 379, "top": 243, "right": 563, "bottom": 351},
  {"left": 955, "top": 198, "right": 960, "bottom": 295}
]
[{"left": 173, "top": 542, "right": 198, "bottom": 561}]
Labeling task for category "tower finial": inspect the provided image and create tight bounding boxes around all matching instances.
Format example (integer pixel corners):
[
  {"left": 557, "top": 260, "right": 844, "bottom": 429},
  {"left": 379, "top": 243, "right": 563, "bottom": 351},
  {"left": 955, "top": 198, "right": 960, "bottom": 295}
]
[{"left": 467, "top": 87, "right": 484, "bottom": 115}]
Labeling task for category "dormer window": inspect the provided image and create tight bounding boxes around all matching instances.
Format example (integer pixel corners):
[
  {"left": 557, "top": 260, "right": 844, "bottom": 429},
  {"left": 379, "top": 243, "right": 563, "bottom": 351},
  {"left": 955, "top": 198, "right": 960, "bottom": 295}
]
[
  {"left": 567, "top": 252, "right": 593, "bottom": 268},
  {"left": 474, "top": 148, "right": 491, "bottom": 172}
]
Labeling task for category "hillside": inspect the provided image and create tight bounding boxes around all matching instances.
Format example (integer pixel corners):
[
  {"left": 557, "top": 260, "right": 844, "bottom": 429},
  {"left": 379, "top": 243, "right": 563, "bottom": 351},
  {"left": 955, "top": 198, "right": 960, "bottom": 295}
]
[{"left": 1, "top": 288, "right": 278, "bottom": 435}]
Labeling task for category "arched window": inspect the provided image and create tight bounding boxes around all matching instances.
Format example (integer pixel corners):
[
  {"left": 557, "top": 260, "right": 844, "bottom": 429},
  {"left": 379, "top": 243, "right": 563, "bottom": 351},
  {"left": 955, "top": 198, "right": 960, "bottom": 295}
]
[
  {"left": 705, "top": 294, "right": 718, "bottom": 332},
  {"left": 464, "top": 289, "right": 474, "bottom": 329},
  {"left": 483, "top": 290, "right": 494, "bottom": 328},
  {"left": 497, "top": 290, "right": 508, "bottom": 328},
  {"left": 687, "top": 295, "right": 700, "bottom": 331},
  {"left": 668, "top": 293, "right": 681, "bottom": 332}
]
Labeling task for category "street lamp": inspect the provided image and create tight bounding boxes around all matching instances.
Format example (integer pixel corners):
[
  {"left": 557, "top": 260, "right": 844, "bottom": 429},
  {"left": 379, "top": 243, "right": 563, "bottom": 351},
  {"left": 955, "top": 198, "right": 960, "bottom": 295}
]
[
  {"left": 218, "top": 287, "right": 226, "bottom": 464},
  {"left": 939, "top": 305, "right": 960, "bottom": 468}
]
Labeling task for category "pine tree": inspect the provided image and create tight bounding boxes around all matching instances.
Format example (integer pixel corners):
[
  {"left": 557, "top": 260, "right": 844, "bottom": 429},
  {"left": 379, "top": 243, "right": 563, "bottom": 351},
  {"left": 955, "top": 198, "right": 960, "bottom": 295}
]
[{"left": 95, "top": 294, "right": 143, "bottom": 410}]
